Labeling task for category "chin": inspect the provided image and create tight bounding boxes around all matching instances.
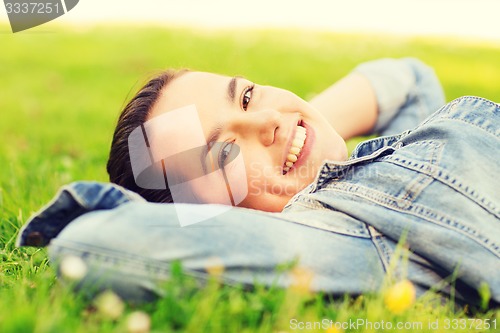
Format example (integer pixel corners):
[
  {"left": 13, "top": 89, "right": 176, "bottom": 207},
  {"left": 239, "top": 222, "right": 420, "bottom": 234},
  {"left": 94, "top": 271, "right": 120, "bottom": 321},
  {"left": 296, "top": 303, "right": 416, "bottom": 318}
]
[
  {"left": 338, "top": 141, "right": 349, "bottom": 160},
  {"left": 328, "top": 136, "right": 348, "bottom": 161}
]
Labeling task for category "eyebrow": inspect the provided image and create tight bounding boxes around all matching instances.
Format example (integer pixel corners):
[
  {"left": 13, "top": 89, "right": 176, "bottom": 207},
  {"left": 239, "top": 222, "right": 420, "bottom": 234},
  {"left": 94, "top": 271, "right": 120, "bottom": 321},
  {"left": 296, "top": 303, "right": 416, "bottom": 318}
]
[{"left": 227, "top": 76, "right": 238, "bottom": 103}]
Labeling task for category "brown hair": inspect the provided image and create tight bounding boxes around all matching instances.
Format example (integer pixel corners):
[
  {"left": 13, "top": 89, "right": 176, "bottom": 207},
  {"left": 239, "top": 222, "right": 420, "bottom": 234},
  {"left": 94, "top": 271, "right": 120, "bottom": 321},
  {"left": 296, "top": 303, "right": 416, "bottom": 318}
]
[{"left": 107, "top": 69, "right": 187, "bottom": 202}]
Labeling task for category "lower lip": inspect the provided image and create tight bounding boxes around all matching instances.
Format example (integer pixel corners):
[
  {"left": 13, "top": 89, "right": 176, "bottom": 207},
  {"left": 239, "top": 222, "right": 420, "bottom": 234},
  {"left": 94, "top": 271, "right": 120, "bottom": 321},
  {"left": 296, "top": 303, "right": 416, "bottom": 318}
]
[{"left": 288, "top": 121, "right": 315, "bottom": 173}]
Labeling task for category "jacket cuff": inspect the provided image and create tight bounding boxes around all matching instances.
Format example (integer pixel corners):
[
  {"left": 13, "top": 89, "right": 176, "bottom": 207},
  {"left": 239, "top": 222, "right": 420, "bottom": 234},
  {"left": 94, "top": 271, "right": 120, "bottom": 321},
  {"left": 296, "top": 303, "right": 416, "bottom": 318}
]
[
  {"left": 16, "top": 181, "right": 144, "bottom": 247},
  {"left": 353, "top": 58, "right": 416, "bottom": 133}
]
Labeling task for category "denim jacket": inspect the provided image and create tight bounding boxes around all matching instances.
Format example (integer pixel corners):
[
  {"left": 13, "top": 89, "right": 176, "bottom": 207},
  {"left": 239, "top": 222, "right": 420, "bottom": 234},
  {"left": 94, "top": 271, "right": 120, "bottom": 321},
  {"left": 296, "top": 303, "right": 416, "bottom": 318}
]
[{"left": 16, "top": 59, "right": 500, "bottom": 305}]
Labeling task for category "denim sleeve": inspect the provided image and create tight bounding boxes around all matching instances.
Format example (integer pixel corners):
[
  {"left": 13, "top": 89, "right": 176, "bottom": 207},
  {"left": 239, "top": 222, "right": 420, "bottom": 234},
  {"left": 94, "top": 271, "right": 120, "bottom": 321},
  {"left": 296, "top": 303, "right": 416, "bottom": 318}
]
[
  {"left": 46, "top": 201, "right": 386, "bottom": 302},
  {"left": 16, "top": 181, "right": 145, "bottom": 247},
  {"left": 354, "top": 58, "right": 446, "bottom": 136},
  {"left": 16, "top": 181, "right": 386, "bottom": 302}
]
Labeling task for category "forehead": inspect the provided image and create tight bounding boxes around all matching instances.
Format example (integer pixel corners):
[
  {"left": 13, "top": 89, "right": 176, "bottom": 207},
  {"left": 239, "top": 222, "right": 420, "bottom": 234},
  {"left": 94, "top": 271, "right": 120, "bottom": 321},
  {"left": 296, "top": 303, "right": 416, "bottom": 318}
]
[
  {"left": 149, "top": 71, "right": 229, "bottom": 119},
  {"left": 140, "top": 71, "right": 231, "bottom": 183}
]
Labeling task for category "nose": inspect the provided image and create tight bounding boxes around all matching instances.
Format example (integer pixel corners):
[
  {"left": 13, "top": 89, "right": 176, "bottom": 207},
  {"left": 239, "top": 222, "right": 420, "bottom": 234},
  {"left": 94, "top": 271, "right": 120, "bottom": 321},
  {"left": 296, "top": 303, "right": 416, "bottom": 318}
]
[{"left": 229, "top": 109, "right": 280, "bottom": 146}]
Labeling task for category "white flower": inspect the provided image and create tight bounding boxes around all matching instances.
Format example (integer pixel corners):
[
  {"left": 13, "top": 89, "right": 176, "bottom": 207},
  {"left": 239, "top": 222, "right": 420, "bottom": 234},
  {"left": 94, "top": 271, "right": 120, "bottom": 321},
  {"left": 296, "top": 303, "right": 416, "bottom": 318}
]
[
  {"left": 94, "top": 290, "right": 125, "bottom": 320},
  {"left": 127, "top": 311, "right": 151, "bottom": 333},
  {"left": 60, "top": 255, "right": 87, "bottom": 281}
]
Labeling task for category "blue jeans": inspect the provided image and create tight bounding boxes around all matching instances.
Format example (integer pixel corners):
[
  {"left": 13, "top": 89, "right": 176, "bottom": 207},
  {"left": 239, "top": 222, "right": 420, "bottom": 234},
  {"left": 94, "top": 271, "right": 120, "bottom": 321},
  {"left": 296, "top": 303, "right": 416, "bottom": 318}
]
[{"left": 17, "top": 59, "right": 500, "bottom": 305}]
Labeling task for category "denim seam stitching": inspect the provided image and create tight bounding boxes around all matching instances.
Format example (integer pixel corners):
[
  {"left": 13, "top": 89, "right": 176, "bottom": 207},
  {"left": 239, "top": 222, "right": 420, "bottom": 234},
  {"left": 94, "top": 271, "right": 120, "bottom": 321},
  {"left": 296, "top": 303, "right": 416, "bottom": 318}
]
[
  {"left": 322, "top": 184, "right": 500, "bottom": 258},
  {"left": 315, "top": 145, "right": 398, "bottom": 191},
  {"left": 368, "top": 227, "right": 391, "bottom": 273},
  {"left": 437, "top": 118, "right": 499, "bottom": 138},
  {"left": 417, "top": 96, "right": 499, "bottom": 130},
  {"left": 286, "top": 201, "right": 371, "bottom": 238},
  {"left": 390, "top": 141, "right": 443, "bottom": 203},
  {"left": 382, "top": 158, "right": 500, "bottom": 219}
]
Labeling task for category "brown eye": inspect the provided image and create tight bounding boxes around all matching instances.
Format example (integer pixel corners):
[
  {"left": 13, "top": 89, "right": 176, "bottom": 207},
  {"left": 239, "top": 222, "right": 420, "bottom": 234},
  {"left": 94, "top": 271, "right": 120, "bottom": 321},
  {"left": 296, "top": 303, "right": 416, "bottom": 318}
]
[{"left": 242, "top": 85, "right": 254, "bottom": 111}]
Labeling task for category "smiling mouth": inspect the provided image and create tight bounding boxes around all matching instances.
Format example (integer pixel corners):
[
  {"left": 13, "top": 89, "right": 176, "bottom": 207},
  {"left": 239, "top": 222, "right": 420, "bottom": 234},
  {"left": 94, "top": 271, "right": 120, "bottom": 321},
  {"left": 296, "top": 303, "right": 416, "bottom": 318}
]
[{"left": 283, "top": 123, "right": 307, "bottom": 175}]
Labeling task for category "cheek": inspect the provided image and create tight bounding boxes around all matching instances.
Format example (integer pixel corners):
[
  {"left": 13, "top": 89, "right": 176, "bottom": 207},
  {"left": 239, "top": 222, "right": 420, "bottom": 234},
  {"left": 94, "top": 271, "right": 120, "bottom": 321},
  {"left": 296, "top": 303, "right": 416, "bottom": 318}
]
[
  {"left": 321, "top": 131, "right": 348, "bottom": 162},
  {"left": 245, "top": 161, "right": 272, "bottom": 198},
  {"left": 241, "top": 155, "right": 280, "bottom": 199},
  {"left": 242, "top": 148, "right": 276, "bottom": 180}
]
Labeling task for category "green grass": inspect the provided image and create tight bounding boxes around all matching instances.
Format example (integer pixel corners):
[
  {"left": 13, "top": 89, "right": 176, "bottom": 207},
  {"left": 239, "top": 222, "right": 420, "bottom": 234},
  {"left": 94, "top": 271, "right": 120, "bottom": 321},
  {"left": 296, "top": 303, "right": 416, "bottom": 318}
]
[{"left": 1, "top": 23, "right": 499, "bottom": 332}]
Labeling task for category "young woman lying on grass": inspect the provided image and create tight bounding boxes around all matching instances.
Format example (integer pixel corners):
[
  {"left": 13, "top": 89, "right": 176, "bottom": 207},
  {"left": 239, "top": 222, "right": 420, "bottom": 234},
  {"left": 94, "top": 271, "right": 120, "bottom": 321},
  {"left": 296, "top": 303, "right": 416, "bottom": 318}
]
[{"left": 17, "top": 58, "right": 499, "bottom": 307}]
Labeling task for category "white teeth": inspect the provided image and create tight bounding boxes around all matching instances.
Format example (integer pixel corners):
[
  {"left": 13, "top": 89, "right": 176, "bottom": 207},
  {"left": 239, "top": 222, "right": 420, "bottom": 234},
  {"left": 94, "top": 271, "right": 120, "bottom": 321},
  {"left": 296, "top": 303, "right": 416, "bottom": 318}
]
[
  {"left": 289, "top": 146, "right": 300, "bottom": 155},
  {"left": 287, "top": 154, "right": 298, "bottom": 163},
  {"left": 292, "top": 139, "right": 304, "bottom": 148},
  {"left": 283, "top": 125, "right": 307, "bottom": 174}
]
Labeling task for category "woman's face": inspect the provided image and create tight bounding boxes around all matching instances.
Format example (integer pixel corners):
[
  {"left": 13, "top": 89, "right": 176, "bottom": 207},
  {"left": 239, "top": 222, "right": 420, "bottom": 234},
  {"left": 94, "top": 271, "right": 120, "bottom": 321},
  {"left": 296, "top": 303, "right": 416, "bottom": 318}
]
[{"left": 148, "top": 71, "right": 347, "bottom": 212}]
